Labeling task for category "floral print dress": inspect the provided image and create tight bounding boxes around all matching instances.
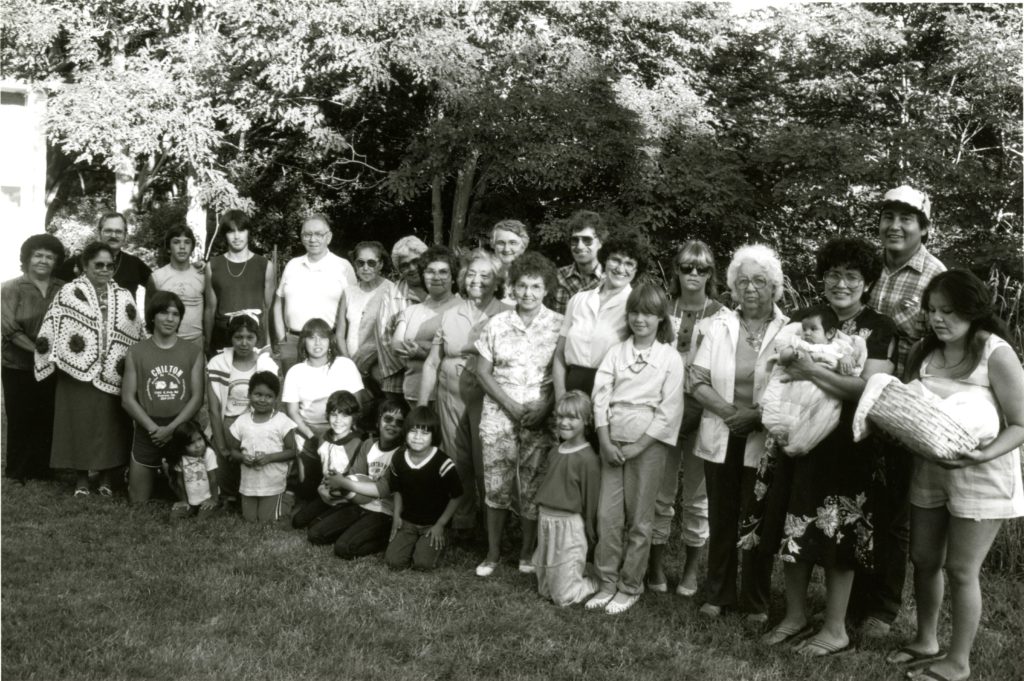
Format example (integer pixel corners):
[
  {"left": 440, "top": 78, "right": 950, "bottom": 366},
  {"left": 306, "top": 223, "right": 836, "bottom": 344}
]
[{"left": 741, "top": 306, "right": 896, "bottom": 570}]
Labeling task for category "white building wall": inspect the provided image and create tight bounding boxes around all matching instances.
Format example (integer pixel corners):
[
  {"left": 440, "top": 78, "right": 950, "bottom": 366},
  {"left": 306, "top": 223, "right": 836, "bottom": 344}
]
[{"left": 1, "top": 81, "right": 48, "bottom": 280}]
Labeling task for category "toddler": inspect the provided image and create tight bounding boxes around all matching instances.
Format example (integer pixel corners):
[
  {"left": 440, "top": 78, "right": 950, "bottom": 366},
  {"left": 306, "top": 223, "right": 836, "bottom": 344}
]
[
  {"left": 345, "top": 406, "right": 462, "bottom": 570},
  {"left": 168, "top": 420, "right": 219, "bottom": 518},
  {"left": 761, "top": 307, "right": 867, "bottom": 456},
  {"left": 532, "top": 390, "right": 602, "bottom": 606},
  {"left": 227, "top": 371, "right": 298, "bottom": 522}
]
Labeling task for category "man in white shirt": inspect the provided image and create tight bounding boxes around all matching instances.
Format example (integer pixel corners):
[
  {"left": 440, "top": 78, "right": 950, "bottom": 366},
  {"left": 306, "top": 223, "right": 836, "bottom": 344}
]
[{"left": 272, "top": 214, "right": 357, "bottom": 372}]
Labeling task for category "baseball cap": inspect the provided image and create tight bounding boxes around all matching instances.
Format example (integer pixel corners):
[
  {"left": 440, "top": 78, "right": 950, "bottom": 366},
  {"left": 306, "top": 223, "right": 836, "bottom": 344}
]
[{"left": 882, "top": 185, "right": 931, "bottom": 221}]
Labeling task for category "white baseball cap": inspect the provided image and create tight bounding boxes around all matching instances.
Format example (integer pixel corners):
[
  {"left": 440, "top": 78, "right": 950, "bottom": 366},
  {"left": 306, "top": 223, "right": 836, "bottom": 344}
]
[{"left": 882, "top": 185, "right": 931, "bottom": 221}]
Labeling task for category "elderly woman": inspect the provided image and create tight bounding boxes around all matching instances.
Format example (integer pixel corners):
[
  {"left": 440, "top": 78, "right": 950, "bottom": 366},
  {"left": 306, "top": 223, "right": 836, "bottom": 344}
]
[
  {"left": 204, "top": 209, "right": 275, "bottom": 354},
  {"left": 36, "top": 241, "right": 145, "bottom": 496},
  {"left": 648, "top": 240, "right": 724, "bottom": 596},
  {"left": 2, "top": 234, "right": 66, "bottom": 482},
  {"left": 553, "top": 234, "right": 645, "bottom": 399},
  {"left": 474, "top": 252, "right": 564, "bottom": 577},
  {"left": 335, "top": 240, "right": 395, "bottom": 379},
  {"left": 418, "top": 249, "right": 511, "bottom": 532},
  {"left": 751, "top": 237, "right": 896, "bottom": 655},
  {"left": 490, "top": 219, "right": 529, "bottom": 303},
  {"left": 690, "top": 243, "right": 790, "bottom": 620},
  {"left": 392, "top": 245, "right": 462, "bottom": 405},
  {"left": 375, "top": 235, "right": 428, "bottom": 401}
]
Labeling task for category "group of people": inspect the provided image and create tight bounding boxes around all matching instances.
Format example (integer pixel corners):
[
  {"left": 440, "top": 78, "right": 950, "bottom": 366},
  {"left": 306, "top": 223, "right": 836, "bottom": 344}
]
[{"left": 3, "top": 186, "right": 1022, "bottom": 681}]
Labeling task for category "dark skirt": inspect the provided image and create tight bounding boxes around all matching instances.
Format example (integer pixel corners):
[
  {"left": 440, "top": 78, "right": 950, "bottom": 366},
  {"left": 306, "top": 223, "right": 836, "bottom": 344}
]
[
  {"left": 743, "top": 408, "right": 880, "bottom": 571},
  {"left": 50, "top": 372, "right": 132, "bottom": 471}
]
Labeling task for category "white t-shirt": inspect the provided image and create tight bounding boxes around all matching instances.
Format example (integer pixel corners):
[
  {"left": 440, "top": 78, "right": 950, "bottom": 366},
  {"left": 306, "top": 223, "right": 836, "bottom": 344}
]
[
  {"left": 229, "top": 411, "right": 297, "bottom": 496},
  {"left": 360, "top": 442, "right": 398, "bottom": 516},
  {"left": 179, "top": 447, "right": 219, "bottom": 505},
  {"left": 276, "top": 252, "right": 357, "bottom": 332},
  {"left": 282, "top": 358, "right": 364, "bottom": 435}
]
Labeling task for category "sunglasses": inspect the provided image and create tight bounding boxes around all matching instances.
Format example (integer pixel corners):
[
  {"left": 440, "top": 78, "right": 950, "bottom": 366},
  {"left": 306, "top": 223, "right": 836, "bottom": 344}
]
[
  {"left": 570, "top": 236, "right": 595, "bottom": 247},
  {"left": 380, "top": 414, "right": 404, "bottom": 425},
  {"left": 356, "top": 259, "right": 379, "bottom": 269},
  {"left": 677, "top": 263, "right": 711, "bottom": 276},
  {"left": 91, "top": 262, "right": 116, "bottom": 271}
]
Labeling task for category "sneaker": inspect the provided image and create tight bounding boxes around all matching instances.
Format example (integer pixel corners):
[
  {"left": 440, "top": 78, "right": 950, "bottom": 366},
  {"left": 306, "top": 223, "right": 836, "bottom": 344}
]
[
  {"left": 699, "top": 603, "right": 722, "bottom": 617},
  {"left": 745, "top": 612, "right": 769, "bottom": 624},
  {"left": 475, "top": 561, "right": 498, "bottom": 578},
  {"left": 605, "top": 593, "right": 640, "bottom": 615},
  {"left": 647, "top": 582, "right": 668, "bottom": 594},
  {"left": 585, "top": 591, "right": 616, "bottom": 611},
  {"left": 518, "top": 559, "right": 536, "bottom": 575}
]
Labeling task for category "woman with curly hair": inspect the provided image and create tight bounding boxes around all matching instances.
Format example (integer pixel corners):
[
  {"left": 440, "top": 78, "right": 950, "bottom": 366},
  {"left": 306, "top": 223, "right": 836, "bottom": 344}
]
[
  {"left": 2, "top": 234, "right": 66, "bottom": 482},
  {"left": 474, "top": 251, "right": 564, "bottom": 577},
  {"left": 752, "top": 237, "right": 897, "bottom": 656},
  {"left": 35, "top": 241, "right": 145, "bottom": 496}
]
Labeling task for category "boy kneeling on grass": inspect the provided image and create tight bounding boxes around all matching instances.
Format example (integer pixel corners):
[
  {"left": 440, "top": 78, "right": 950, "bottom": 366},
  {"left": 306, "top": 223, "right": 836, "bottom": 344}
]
[
  {"left": 336, "top": 406, "right": 462, "bottom": 571},
  {"left": 532, "top": 390, "right": 601, "bottom": 606}
]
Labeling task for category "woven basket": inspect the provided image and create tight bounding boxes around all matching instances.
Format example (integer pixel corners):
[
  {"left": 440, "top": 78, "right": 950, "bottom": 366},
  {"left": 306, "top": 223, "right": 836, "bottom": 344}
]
[{"left": 866, "top": 380, "right": 978, "bottom": 461}]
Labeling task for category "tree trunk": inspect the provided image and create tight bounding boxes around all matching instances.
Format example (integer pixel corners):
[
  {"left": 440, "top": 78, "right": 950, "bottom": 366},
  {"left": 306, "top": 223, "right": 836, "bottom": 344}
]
[
  {"left": 449, "top": 151, "right": 479, "bottom": 249},
  {"left": 431, "top": 174, "right": 444, "bottom": 245},
  {"left": 185, "top": 171, "right": 208, "bottom": 260}
]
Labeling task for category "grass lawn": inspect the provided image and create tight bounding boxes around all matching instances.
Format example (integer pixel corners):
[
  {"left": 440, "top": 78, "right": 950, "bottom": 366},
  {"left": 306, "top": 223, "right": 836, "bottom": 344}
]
[{"left": 3, "top": 474, "right": 1023, "bottom": 681}]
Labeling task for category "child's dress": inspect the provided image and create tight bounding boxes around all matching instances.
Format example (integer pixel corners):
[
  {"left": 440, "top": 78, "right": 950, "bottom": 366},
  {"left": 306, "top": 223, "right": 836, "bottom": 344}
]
[
  {"left": 532, "top": 442, "right": 601, "bottom": 606},
  {"left": 229, "top": 410, "right": 298, "bottom": 498},
  {"left": 180, "top": 446, "right": 219, "bottom": 506},
  {"left": 761, "top": 326, "right": 867, "bottom": 455}
]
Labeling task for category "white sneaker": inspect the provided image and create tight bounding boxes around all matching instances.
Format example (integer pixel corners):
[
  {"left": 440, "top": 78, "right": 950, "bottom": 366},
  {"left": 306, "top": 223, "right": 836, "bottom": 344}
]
[
  {"left": 518, "top": 559, "right": 536, "bottom": 575},
  {"left": 475, "top": 561, "right": 498, "bottom": 577},
  {"left": 585, "top": 591, "right": 616, "bottom": 611}
]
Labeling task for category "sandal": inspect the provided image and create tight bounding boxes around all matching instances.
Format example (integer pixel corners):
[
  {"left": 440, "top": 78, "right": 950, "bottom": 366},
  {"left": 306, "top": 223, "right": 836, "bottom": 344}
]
[
  {"left": 761, "top": 622, "right": 814, "bottom": 646},
  {"left": 73, "top": 488, "right": 90, "bottom": 497},
  {"left": 796, "top": 637, "right": 853, "bottom": 657},
  {"left": 97, "top": 485, "right": 113, "bottom": 497},
  {"left": 887, "top": 647, "right": 945, "bottom": 667}
]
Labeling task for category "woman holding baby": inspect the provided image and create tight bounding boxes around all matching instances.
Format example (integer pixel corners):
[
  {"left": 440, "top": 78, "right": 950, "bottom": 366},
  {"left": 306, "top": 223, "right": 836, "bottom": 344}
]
[{"left": 749, "top": 236, "right": 897, "bottom": 656}]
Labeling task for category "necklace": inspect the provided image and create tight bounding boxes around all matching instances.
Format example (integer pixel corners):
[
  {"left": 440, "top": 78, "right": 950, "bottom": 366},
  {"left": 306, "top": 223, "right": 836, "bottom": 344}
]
[
  {"left": 740, "top": 313, "right": 771, "bottom": 350},
  {"left": 224, "top": 254, "right": 250, "bottom": 279}
]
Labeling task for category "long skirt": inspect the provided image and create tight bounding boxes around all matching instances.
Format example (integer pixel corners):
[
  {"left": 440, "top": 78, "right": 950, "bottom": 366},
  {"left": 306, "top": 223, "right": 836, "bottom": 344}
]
[{"left": 50, "top": 372, "right": 132, "bottom": 471}]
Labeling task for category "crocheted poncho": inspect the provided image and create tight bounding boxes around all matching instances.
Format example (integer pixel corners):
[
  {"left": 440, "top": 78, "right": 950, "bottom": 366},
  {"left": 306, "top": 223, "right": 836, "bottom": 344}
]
[{"left": 34, "top": 276, "right": 144, "bottom": 394}]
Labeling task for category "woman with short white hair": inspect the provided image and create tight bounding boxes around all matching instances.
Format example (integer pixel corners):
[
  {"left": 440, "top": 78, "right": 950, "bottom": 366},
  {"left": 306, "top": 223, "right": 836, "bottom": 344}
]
[
  {"left": 375, "top": 236, "right": 429, "bottom": 401},
  {"left": 690, "top": 243, "right": 789, "bottom": 621}
]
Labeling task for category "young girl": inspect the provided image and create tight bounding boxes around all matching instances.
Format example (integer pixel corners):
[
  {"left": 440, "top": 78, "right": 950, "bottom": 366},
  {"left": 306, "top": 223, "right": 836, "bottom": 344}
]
[
  {"left": 206, "top": 314, "right": 279, "bottom": 503},
  {"left": 291, "top": 391, "right": 364, "bottom": 529},
  {"left": 316, "top": 398, "right": 410, "bottom": 559},
  {"left": 344, "top": 407, "right": 462, "bottom": 570},
  {"left": 888, "top": 271, "right": 1024, "bottom": 681},
  {"left": 282, "top": 318, "right": 364, "bottom": 449},
  {"left": 227, "top": 371, "right": 298, "bottom": 522},
  {"left": 168, "top": 421, "right": 219, "bottom": 517},
  {"left": 586, "top": 283, "right": 685, "bottom": 615},
  {"left": 532, "top": 390, "right": 602, "bottom": 606}
]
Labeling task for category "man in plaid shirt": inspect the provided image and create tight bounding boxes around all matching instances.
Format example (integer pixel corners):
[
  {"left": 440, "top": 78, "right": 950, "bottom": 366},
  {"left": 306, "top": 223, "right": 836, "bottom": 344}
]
[
  {"left": 854, "top": 185, "right": 946, "bottom": 637},
  {"left": 550, "top": 210, "right": 606, "bottom": 314}
]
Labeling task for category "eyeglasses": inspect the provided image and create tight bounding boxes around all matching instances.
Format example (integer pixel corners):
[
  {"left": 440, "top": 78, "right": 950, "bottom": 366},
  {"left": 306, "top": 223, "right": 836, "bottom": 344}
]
[
  {"left": 823, "top": 271, "right": 864, "bottom": 287},
  {"left": 380, "top": 414, "right": 404, "bottom": 425},
  {"left": 677, "top": 262, "right": 711, "bottom": 276},
  {"left": 736, "top": 276, "right": 770, "bottom": 291},
  {"left": 356, "top": 259, "right": 379, "bottom": 269},
  {"left": 301, "top": 231, "right": 330, "bottom": 242},
  {"left": 606, "top": 255, "right": 638, "bottom": 273},
  {"left": 570, "top": 236, "right": 595, "bottom": 247},
  {"left": 91, "top": 262, "right": 115, "bottom": 271}
]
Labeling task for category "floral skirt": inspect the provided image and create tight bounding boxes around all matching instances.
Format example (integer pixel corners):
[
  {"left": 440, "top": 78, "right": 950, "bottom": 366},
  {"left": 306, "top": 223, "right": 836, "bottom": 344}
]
[{"left": 741, "top": 413, "right": 881, "bottom": 570}]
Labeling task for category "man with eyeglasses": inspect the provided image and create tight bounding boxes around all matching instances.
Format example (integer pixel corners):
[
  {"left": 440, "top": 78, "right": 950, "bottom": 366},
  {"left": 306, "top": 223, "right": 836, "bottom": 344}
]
[
  {"left": 852, "top": 185, "right": 946, "bottom": 638},
  {"left": 550, "top": 210, "right": 606, "bottom": 315},
  {"left": 56, "top": 212, "right": 152, "bottom": 301},
  {"left": 272, "top": 214, "right": 357, "bottom": 372}
]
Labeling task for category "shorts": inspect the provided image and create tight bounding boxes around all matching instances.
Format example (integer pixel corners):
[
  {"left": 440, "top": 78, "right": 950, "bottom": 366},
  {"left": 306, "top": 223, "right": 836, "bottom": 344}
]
[
  {"left": 131, "top": 416, "right": 175, "bottom": 468},
  {"left": 910, "top": 448, "right": 1024, "bottom": 520}
]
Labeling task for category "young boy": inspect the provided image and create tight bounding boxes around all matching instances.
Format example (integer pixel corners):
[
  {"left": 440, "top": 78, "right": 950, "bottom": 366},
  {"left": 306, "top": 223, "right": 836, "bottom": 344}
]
[
  {"left": 532, "top": 390, "right": 602, "bottom": 606},
  {"left": 146, "top": 226, "right": 205, "bottom": 345},
  {"left": 342, "top": 406, "right": 462, "bottom": 570}
]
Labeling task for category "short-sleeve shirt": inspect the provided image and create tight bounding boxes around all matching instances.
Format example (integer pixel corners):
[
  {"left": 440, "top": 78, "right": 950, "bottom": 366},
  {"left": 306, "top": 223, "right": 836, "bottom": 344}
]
[
  {"left": 398, "top": 295, "right": 462, "bottom": 401},
  {"left": 127, "top": 337, "right": 202, "bottom": 418},
  {"left": 475, "top": 307, "right": 564, "bottom": 403},
  {"left": 432, "top": 297, "right": 511, "bottom": 358},
  {"left": 230, "top": 411, "right": 296, "bottom": 496},
  {"left": 552, "top": 262, "right": 603, "bottom": 315},
  {"left": 1, "top": 275, "right": 63, "bottom": 370},
  {"left": 180, "top": 447, "right": 219, "bottom": 505},
  {"left": 560, "top": 285, "right": 631, "bottom": 368},
  {"left": 281, "top": 358, "right": 364, "bottom": 435},
  {"left": 383, "top": 447, "right": 463, "bottom": 525},
  {"left": 151, "top": 265, "right": 204, "bottom": 341},
  {"left": 276, "top": 252, "right": 357, "bottom": 332}
]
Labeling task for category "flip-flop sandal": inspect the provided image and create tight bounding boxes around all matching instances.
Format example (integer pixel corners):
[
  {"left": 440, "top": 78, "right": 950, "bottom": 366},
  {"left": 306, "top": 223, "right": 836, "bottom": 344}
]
[
  {"left": 906, "top": 668, "right": 967, "bottom": 681},
  {"left": 761, "top": 622, "right": 814, "bottom": 646},
  {"left": 796, "top": 637, "right": 853, "bottom": 657},
  {"left": 887, "top": 647, "right": 946, "bottom": 666},
  {"left": 73, "top": 488, "right": 90, "bottom": 497},
  {"left": 97, "top": 485, "right": 113, "bottom": 497}
]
